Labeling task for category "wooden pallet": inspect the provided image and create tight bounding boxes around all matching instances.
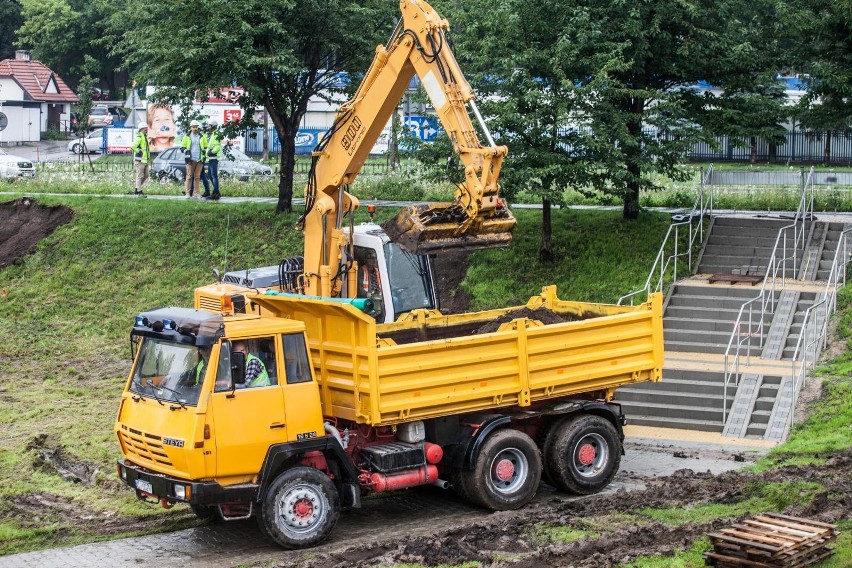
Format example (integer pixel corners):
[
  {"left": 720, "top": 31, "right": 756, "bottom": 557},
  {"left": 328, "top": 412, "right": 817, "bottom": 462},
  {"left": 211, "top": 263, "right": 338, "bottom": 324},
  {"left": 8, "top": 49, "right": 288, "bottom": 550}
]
[{"left": 704, "top": 513, "right": 838, "bottom": 567}]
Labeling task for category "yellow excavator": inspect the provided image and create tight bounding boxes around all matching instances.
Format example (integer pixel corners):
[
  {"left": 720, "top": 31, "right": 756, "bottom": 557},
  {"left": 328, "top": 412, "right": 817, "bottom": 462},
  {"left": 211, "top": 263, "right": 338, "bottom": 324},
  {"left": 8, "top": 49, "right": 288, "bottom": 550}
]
[{"left": 290, "top": 0, "right": 516, "bottom": 301}]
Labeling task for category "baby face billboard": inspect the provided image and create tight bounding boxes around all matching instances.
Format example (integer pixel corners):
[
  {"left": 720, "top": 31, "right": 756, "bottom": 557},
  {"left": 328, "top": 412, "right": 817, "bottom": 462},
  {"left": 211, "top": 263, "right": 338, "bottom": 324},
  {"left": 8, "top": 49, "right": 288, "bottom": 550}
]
[{"left": 146, "top": 104, "right": 177, "bottom": 152}]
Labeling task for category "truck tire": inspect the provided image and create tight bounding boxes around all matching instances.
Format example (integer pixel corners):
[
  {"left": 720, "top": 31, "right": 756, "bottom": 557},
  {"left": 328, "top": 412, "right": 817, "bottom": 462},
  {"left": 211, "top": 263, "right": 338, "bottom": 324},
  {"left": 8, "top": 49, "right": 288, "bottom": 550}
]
[
  {"left": 258, "top": 467, "right": 340, "bottom": 549},
  {"left": 462, "top": 429, "right": 541, "bottom": 511},
  {"left": 545, "top": 415, "right": 621, "bottom": 495}
]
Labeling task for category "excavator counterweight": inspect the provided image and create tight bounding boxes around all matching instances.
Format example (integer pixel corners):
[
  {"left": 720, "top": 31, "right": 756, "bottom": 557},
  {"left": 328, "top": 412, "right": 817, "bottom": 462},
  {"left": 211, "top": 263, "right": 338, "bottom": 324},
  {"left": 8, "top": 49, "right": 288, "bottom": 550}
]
[{"left": 382, "top": 202, "right": 516, "bottom": 254}]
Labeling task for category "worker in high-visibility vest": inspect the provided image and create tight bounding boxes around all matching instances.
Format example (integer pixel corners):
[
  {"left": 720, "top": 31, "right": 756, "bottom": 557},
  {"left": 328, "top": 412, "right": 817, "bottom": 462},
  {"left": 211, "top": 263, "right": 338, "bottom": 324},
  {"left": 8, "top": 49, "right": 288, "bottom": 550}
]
[{"left": 201, "top": 120, "right": 222, "bottom": 200}]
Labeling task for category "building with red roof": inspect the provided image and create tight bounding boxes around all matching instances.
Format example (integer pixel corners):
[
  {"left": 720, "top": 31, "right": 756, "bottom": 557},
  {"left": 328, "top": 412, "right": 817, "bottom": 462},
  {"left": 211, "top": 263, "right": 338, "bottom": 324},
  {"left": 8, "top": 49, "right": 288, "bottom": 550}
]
[{"left": 0, "top": 50, "right": 79, "bottom": 144}]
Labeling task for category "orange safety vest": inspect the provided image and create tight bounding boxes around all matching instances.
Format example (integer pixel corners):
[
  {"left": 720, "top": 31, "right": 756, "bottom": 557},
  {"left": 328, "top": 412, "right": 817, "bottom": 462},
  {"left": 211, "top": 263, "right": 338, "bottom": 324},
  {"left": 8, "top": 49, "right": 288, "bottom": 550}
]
[{"left": 361, "top": 266, "right": 381, "bottom": 292}]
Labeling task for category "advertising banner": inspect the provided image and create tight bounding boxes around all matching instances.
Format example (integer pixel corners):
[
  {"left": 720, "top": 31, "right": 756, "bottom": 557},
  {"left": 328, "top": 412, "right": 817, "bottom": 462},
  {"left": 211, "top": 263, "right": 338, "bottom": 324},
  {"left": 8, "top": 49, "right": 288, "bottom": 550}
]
[{"left": 106, "top": 127, "right": 134, "bottom": 153}]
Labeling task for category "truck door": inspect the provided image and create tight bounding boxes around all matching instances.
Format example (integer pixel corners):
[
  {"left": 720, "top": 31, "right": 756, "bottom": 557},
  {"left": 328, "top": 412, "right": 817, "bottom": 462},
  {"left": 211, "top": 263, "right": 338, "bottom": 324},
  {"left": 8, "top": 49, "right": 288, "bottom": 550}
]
[
  {"left": 280, "top": 332, "right": 325, "bottom": 441},
  {"left": 208, "top": 337, "right": 287, "bottom": 478}
]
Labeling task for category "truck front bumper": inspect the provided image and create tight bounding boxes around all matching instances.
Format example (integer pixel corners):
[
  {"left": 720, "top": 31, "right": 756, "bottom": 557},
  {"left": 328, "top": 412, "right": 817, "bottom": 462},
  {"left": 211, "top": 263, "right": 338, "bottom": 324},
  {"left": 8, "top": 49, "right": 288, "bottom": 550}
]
[{"left": 117, "top": 459, "right": 258, "bottom": 505}]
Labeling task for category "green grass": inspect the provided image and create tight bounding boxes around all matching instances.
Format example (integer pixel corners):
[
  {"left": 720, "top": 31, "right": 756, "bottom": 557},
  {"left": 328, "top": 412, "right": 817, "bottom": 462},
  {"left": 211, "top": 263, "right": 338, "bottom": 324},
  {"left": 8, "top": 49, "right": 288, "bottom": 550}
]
[
  {"left": 637, "top": 481, "right": 824, "bottom": 527},
  {"left": 465, "top": 209, "right": 673, "bottom": 308},
  {"left": 620, "top": 537, "right": 710, "bottom": 568}
]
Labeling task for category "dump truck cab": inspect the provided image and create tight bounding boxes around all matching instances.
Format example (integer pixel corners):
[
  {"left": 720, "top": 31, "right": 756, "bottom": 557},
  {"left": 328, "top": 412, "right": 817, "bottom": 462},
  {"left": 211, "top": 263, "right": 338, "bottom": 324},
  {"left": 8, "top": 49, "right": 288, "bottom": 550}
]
[{"left": 115, "top": 307, "right": 331, "bottom": 512}]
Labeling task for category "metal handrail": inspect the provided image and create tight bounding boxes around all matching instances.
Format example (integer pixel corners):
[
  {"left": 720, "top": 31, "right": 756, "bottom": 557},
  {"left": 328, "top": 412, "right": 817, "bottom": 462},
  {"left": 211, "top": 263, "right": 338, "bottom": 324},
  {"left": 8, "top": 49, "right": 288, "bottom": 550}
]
[
  {"left": 722, "top": 167, "right": 815, "bottom": 422},
  {"left": 618, "top": 165, "right": 714, "bottom": 305},
  {"left": 786, "top": 226, "right": 852, "bottom": 436}
]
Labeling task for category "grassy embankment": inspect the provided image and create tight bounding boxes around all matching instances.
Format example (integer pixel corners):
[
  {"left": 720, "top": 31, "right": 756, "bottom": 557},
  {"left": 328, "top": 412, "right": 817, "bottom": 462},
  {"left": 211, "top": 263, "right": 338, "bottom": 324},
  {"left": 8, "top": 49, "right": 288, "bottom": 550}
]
[{"left": 0, "top": 194, "right": 671, "bottom": 554}]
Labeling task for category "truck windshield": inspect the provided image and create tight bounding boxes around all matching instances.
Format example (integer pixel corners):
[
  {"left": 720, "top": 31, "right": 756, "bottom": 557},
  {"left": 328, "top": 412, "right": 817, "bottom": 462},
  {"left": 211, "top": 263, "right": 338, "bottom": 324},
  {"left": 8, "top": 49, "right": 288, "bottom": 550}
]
[
  {"left": 385, "top": 242, "right": 434, "bottom": 314},
  {"left": 129, "top": 338, "right": 209, "bottom": 406}
]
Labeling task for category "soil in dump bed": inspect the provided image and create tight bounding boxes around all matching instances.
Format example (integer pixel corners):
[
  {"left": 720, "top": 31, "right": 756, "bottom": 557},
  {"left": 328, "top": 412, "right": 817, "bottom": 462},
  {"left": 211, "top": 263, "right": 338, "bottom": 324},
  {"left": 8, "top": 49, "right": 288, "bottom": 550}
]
[
  {"left": 0, "top": 197, "right": 73, "bottom": 268},
  {"left": 379, "top": 306, "right": 593, "bottom": 345}
]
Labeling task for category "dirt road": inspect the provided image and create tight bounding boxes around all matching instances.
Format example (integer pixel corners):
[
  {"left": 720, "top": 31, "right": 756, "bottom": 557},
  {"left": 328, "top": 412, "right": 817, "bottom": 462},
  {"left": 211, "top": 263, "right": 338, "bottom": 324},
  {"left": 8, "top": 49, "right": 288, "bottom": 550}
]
[{"left": 0, "top": 434, "right": 777, "bottom": 568}]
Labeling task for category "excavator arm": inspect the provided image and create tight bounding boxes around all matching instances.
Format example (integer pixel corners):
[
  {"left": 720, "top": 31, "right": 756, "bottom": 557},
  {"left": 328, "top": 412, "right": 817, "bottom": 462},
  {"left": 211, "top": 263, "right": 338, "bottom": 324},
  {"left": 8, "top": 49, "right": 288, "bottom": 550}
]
[{"left": 298, "top": 0, "right": 515, "bottom": 298}]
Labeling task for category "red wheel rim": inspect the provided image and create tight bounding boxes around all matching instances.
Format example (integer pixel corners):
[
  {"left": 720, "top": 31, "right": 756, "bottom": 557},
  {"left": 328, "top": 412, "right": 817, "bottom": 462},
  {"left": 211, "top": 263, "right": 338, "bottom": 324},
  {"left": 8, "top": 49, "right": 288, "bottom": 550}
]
[
  {"left": 494, "top": 458, "right": 515, "bottom": 482},
  {"left": 577, "top": 443, "right": 596, "bottom": 466}
]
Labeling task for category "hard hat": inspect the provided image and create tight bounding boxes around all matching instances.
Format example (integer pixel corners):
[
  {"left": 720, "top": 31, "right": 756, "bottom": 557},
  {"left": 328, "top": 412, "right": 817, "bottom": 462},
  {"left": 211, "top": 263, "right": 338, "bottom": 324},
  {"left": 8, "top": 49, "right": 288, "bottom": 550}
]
[
  {"left": 209, "top": 120, "right": 218, "bottom": 128},
  {"left": 190, "top": 119, "right": 201, "bottom": 127},
  {"left": 138, "top": 122, "right": 149, "bottom": 130}
]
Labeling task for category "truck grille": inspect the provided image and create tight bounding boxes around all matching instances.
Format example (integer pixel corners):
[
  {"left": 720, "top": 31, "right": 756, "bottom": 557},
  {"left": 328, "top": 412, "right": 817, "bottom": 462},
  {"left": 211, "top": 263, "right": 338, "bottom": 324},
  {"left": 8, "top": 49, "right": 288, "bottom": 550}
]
[
  {"left": 119, "top": 428, "right": 173, "bottom": 467},
  {"left": 197, "top": 295, "right": 223, "bottom": 312}
]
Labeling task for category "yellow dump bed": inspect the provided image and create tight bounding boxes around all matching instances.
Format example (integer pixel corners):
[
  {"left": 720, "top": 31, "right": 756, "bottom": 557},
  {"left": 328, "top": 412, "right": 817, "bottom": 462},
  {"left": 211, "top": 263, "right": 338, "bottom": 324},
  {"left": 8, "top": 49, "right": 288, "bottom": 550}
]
[{"left": 248, "top": 286, "right": 663, "bottom": 426}]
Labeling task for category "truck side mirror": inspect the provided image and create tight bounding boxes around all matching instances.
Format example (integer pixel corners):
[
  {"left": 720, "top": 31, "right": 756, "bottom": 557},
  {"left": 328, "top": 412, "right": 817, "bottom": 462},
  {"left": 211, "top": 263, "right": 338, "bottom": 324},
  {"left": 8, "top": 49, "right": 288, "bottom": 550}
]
[{"left": 230, "top": 351, "right": 246, "bottom": 385}]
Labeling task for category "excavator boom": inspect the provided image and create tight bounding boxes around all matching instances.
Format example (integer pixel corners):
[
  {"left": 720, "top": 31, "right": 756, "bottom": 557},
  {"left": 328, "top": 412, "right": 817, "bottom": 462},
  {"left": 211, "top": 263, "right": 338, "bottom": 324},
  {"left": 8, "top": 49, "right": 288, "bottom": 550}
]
[{"left": 300, "top": 0, "right": 515, "bottom": 297}]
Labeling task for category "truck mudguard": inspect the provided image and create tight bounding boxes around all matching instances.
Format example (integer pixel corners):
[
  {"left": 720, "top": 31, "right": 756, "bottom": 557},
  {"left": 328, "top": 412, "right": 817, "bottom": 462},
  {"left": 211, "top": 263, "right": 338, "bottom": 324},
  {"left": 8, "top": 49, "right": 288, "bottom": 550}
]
[{"left": 256, "top": 437, "right": 361, "bottom": 508}]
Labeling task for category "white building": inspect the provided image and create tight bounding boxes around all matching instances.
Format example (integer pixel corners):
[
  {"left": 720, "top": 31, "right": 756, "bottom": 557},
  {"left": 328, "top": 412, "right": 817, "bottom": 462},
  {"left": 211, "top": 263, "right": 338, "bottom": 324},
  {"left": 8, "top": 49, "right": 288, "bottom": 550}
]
[{"left": 0, "top": 51, "right": 78, "bottom": 144}]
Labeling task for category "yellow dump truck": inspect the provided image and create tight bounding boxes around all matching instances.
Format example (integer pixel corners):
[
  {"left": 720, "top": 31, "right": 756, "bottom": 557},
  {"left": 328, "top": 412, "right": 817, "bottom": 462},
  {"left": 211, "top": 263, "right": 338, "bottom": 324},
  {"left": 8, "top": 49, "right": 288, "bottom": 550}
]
[{"left": 115, "top": 286, "right": 663, "bottom": 548}]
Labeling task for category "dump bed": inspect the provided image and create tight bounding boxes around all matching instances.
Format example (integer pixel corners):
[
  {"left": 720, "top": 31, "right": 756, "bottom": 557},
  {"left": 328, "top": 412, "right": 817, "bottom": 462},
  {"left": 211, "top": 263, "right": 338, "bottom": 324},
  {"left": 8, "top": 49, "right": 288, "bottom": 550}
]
[{"left": 249, "top": 286, "right": 663, "bottom": 426}]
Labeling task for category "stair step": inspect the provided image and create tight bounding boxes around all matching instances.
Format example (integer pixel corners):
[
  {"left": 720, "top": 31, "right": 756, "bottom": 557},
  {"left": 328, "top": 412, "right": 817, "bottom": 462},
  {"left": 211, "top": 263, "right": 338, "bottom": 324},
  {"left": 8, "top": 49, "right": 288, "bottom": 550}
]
[
  {"left": 623, "top": 414, "right": 723, "bottom": 432},
  {"left": 616, "top": 386, "right": 730, "bottom": 405},
  {"left": 619, "top": 400, "right": 729, "bottom": 421}
]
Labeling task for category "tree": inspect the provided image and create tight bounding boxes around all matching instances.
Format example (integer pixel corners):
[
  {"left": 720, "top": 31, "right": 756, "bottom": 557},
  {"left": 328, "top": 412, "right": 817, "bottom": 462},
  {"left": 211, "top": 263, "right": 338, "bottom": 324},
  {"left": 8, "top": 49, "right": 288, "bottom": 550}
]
[
  {"left": 114, "top": 0, "right": 391, "bottom": 213},
  {"left": 0, "top": 0, "right": 23, "bottom": 61},
  {"left": 781, "top": 0, "right": 852, "bottom": 165},
  {"left": 15, "top": 0, "right": 126, "bottom": 93},
  {"left": 444, "top": 0, "right": 781, "bottom": 226}
]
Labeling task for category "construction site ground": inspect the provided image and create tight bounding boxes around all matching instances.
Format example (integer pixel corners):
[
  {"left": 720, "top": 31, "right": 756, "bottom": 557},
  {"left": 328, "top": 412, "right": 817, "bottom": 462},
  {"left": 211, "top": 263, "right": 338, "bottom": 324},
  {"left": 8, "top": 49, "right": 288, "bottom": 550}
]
[{"left": 1, "top": 198, "right": 849, "bottom": 567}]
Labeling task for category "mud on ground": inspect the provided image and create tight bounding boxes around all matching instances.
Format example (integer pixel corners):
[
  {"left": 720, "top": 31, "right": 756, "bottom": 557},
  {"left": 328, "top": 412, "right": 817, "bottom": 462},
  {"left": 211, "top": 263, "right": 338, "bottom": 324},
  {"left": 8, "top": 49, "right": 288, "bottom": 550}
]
[
  {"left": 281, "top": 452, "right": 851, "bottom": 567},
  {"left": 0, "top": 197, "right": 73, "bottom": 268}
]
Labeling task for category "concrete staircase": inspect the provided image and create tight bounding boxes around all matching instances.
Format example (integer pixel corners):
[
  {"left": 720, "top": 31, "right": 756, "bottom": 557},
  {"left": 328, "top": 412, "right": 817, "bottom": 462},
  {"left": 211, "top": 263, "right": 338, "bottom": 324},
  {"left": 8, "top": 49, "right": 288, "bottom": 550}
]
[
  {"left": 616, "top": 368, "right": 732, "bottom": 432},
  {"left": 619, "top": 216, "right": 845, "bottom": 438},
  {"left": 697, "top": 216, "right": 797, "bottom": 276},
  {"left": 664, "top": 284, "right": 774, "bottom": 354}
]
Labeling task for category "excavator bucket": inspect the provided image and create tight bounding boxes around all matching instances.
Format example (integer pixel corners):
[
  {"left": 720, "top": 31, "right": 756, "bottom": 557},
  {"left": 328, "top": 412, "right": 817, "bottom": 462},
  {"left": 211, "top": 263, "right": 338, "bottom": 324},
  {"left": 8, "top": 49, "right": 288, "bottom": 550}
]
[{"left": 382, "top": 203, "right": 517, "bottom": 255}]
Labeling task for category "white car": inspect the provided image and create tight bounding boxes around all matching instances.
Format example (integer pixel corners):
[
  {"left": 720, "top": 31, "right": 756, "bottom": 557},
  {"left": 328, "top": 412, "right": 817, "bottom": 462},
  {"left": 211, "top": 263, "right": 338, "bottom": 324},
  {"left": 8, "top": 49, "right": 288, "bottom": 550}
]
[
  {"left": 0, "top": 148, "right": 36, "bottom": 180},
  {"left": 68, "top": 128, "right": 106, "bottom": 154}
]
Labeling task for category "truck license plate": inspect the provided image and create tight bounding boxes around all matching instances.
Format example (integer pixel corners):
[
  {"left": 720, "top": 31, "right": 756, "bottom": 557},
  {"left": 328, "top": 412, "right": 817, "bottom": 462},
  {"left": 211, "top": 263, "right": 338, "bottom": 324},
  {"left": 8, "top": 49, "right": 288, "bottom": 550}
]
[{"left": 135, "top": 478, "right": 153, "bottom": 494}]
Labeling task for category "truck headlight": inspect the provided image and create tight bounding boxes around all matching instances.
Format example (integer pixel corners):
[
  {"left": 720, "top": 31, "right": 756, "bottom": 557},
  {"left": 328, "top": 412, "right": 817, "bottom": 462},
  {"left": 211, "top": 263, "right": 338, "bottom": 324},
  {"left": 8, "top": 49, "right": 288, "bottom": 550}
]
[{"left": 173, "top": 484, "right": 191, "bottom": 500}]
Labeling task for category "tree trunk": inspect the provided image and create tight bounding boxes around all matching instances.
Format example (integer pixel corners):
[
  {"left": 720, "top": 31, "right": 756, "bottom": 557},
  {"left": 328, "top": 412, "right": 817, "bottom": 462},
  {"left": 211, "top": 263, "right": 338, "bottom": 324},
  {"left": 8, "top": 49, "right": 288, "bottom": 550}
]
[
  {"left": 276, "top": 129, "right": 297, "bottom": 214},
  {"left": 622, "top": 97, "right": 644, "bottom": 220},
  {"left": 750, "top": 136, "right": 757, "bottom": 165},
  {"left": 823, "top": 130, "right": 832, "bottom": 165},
  {"left": 539, "top": 197, "right": 554, "bottom": 263},
  {"left": 768, "top": 143, "right": 777, "bottom": 164}
]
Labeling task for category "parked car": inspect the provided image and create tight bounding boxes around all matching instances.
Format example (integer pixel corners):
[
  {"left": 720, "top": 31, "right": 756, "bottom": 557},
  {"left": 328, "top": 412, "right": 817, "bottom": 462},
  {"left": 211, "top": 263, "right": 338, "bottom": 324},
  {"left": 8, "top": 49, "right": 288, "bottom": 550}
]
[
  {"left": 151, "top": 147, "right": 274, "bottom": 183},
  {"left": 88, "top": 106, "right": 113, "bottom": 127},
  {"left": 107, "top": 106, "right": 127, "bottom": 125},
  {"left": 0, "top": 148, "right": 36, "bottom": 181},
  {"left": 67, "top": 128, "right": 105, "bottom": 154}
]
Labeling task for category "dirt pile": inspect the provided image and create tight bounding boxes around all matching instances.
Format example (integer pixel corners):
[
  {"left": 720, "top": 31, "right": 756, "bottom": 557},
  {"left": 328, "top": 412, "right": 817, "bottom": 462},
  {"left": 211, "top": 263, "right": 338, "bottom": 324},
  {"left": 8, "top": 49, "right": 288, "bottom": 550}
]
[
  {"left": 284, "top": 451, "right": 852, "bottom": 568},
  {"left": 475, "top": 307, "right": 583, "bottom": 334},
  {"left": 0, "top": 197, "right": 73, "bottom": 268},
  {"left": 430, "top": 250, "right": 472, "bottom": 314}
]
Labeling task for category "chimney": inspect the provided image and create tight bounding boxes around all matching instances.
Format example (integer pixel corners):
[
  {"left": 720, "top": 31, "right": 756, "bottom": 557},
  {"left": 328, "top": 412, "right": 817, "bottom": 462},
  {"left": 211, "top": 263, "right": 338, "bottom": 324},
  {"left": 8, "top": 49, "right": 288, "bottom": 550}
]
[{"left": 15, "top": 50, "right": 31, "bottom": 62}]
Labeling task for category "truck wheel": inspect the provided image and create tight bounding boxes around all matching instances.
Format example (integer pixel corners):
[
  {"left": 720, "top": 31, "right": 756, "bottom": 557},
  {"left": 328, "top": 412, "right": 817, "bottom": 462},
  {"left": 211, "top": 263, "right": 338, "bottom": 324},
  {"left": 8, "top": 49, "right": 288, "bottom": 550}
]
[
  {"left": 463, "top": 429, "right": 541, "bottom": 510},
  {"left": 545, "top": 415, "right": 621, "bottom": 495},
  {"left": 258, "top": 467, "right": 340, "bottom": 549}
]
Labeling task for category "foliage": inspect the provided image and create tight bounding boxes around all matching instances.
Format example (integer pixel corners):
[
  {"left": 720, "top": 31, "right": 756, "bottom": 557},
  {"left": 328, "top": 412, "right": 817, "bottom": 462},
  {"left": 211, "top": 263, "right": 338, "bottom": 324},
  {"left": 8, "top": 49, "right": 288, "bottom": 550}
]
[
  {"left": 441, "top": 0, "right": 782, "bottom": 222},
  {"left": 113, "top": 0, "right": 392, "bottom": 213},
  {"left": 0, "top": 0, "right": 23, "bottom": 60},
  {"left": 780, "top": 0, "right": 852, "bottom": 155},
  {"left": 74, "top": 75, "right": 95, "bottom": 135},
  {"left": 14, "top": 0, "right": 122, "bottom": 90}
]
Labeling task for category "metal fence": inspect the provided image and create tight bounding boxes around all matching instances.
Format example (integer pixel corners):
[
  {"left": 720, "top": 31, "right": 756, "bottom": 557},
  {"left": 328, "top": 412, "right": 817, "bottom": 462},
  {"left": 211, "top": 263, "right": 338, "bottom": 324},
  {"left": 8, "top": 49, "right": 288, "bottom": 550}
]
[{"left": 667, "top": 130, "right": 852, "bottom": 165}]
